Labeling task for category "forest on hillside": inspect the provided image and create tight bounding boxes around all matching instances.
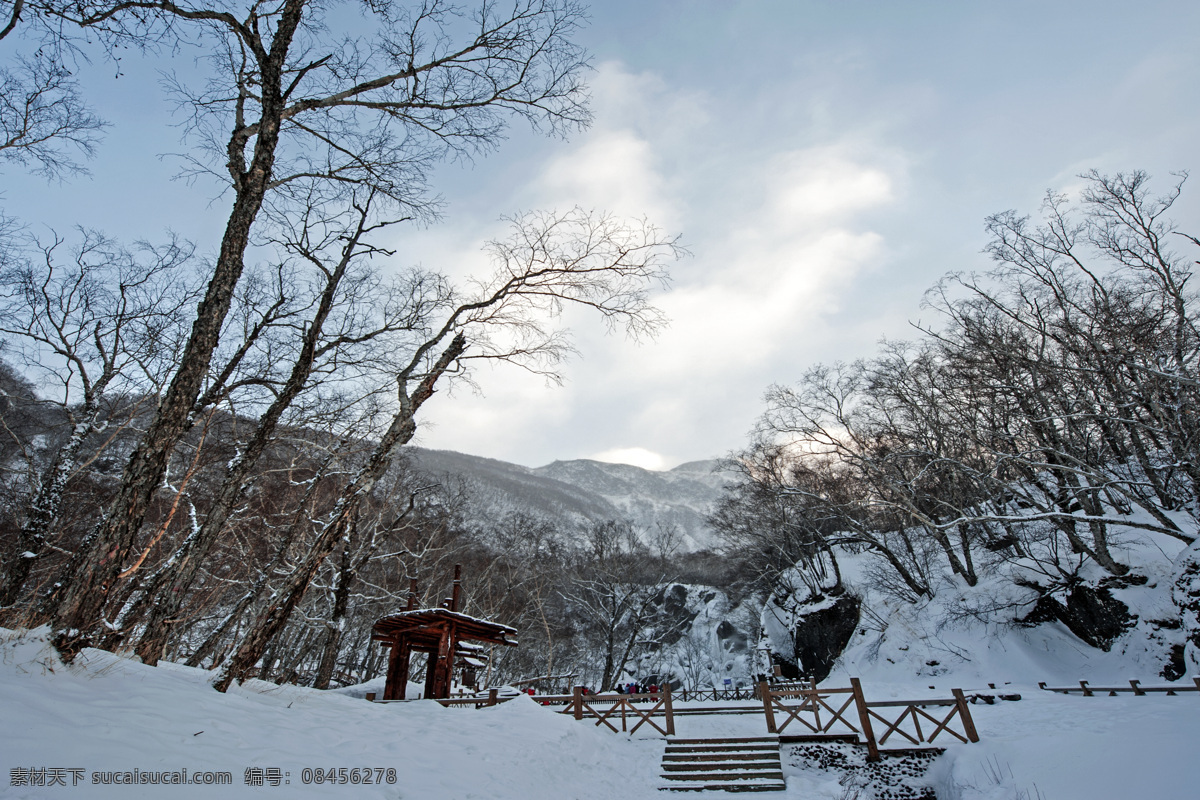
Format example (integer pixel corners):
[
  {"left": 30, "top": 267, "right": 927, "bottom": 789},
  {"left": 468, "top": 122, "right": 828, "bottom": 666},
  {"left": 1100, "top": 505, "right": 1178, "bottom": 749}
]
[{"left": 1, "top": 0, "right": 1197, "bottom": 696}]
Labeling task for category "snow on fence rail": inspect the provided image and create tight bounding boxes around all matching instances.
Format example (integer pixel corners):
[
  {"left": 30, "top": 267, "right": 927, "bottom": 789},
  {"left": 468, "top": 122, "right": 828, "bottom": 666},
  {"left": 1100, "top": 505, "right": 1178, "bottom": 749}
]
[
  {"left": 371, "top": 687, "right": 679, "bottom": 734},
  {"left": 674, "top": 686, "right": 756, "bottom": 702},
  {"left": 760, "top": 677, "right": 980, "bottom": 762},
  {"left": 547, "top": 687, "right": 676, "bottom": 735},
  {"left": 1039, "top": 678, "right": 1200, "bottom": 696}
]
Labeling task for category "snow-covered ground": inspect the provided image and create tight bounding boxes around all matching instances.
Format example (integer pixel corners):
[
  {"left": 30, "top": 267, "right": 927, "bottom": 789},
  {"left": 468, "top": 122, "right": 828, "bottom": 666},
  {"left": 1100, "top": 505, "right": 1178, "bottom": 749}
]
[{"left": 2, "top": 627, "right": 1198, "bottom": 799}]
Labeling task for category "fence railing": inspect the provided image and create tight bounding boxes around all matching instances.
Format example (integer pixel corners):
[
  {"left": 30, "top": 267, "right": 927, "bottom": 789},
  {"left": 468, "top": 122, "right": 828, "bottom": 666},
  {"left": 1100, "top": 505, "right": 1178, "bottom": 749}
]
[
  {"left": 530, "top": 687, "right": 675, "bottom": 735},
  {"left": 674, "top": 686, "right": 756, "bottom": 702},
  {"left": 1039, "top": 678, "right": 1200, "bottom": 696},
  {"left": 759, "top": 678, "right": 979, "bottom": 761}
]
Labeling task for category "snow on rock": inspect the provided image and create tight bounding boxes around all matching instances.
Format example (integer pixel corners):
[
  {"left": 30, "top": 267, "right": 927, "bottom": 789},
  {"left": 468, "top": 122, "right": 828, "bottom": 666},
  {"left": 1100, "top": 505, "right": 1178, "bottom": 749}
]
[
  {"left": 627, "top": 583, "right": 760, "bottom": 691},
  {"left": 1172, "top": 539, "right": 1200, "bottom": 675}
]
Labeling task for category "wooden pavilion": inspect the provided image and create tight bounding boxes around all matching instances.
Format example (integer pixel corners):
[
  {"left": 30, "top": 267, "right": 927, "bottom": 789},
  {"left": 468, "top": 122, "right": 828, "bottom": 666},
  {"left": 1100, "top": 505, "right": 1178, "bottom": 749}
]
[{"left": 372, "top": 566, "right": 518, "bottom": 700}]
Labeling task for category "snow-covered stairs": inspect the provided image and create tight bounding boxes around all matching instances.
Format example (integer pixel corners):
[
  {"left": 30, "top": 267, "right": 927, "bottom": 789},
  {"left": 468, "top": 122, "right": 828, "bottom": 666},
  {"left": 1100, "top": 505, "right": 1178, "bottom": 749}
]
[{"left": 659, "top": 736, "right": 785, "bottom": 793}]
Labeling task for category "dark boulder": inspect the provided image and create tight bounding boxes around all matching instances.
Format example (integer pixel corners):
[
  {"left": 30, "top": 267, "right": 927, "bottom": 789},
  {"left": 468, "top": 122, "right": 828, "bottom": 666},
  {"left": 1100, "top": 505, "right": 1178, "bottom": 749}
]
[
  {"left": 645, "top": 584, "right": 700, "bottom": 647},
  {"left": 715, "top": 620, "right": 750, "bottom": 654},
  {"left": 1019, "top": 585, "right": 1135, "bottom": 651},
  {"left": 1061, "top": 585, "right": 1136, "bottom": 651},
  {"left": 792, "top": 594, "right": 861, "bottom": 683}
]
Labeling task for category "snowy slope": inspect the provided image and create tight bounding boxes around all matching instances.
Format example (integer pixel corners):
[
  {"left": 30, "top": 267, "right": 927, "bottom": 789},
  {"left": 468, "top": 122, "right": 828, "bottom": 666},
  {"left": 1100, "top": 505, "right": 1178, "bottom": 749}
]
[{"left": 0, "top": 628, "right": 663, "bottom": 799}]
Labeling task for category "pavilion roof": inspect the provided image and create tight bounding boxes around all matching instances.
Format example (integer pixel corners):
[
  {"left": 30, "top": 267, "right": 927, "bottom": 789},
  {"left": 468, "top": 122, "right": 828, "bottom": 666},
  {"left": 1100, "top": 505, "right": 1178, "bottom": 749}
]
[{"left": 371, "top": 608, "right": 518, "bottom": 647}]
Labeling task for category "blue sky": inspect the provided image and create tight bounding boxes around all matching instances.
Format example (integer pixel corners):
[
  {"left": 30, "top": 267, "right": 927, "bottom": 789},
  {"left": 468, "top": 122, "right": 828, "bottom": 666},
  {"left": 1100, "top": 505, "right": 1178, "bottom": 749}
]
[{"left": 6, "top": 1, "right": 1200, "bottom": 469}]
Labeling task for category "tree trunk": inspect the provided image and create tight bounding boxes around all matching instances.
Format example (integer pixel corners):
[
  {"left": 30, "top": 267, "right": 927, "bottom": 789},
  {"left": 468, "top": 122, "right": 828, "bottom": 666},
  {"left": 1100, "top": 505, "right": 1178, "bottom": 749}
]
[
  {"left": 134, "top": 203, "right": 376, "bottom": 665},
  {"left": 0, "top": 406, "right": 101, "bottom": 613},
  {"left": 46, "top": 0, "right": 307, "bottom": 657},
  {"left": 213, "top": 333, "right": 466, "bottom": 692},
  {"left": 312, "top": 541, "right": 352, "bottom": 690}
]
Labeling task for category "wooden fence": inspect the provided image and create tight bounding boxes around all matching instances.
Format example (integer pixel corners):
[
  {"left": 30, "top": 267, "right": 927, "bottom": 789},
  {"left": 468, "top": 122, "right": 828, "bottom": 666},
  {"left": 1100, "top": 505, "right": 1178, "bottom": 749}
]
[
  {"left": 760, "top": 678, "right": 979, "bottom": 761},
  {"left": 673, "top": 686, "right": 756, "bottom": 702},
  {"left": 543, "top": 687, "right": 676, "bottom": 735},
  {"left": 1039, "top": 678, "right": 1200, "bottom": 696},
  {"left": 367, "top": 687, "right": 675, "bottom": 734},
  {"left": 368, "top": 678, "right": 981, "bottom": 754}
]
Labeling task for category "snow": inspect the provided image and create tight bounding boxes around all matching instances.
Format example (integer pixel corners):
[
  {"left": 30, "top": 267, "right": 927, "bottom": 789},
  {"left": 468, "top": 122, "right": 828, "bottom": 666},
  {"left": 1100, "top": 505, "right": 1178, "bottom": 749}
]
[
  {"left": 0, "top": 628, "right": 662, "bottom": 799},
  {"left": 3, "top": 627, "right": 1198, "bottom": 798},
  {"left": 930, "top": 689, "right": 1200, "bottom": 800}
]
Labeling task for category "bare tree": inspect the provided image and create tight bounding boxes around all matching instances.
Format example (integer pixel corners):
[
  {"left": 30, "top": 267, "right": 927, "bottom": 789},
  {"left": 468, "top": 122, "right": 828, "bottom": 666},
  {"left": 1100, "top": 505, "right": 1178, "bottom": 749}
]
[
  {"left": 127, "top": 191, "right": 438, "bottom": 664},
  {"left": 213, "top": 209, "right": 678, "bottom": 691},
  {"left": 0, "top": 54, "right": 104, "bottom": 177},
  {"left": 564, "top": 519, "right": 674, "bottom": 691},
  {"left": 0, "top": 229, "right": 197, "bottom": 613},
  {"left": 1, "top": 0, "right": 105, "bottom": 179},
  {"left": 42, "top": 0, "right": 593, "bottom": 655}
]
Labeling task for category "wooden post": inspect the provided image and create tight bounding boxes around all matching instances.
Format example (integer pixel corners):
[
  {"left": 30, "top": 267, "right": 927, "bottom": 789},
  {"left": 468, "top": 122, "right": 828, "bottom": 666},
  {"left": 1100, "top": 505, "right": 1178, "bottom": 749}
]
[
  {"left": 573, "top": 686, "right": 583, "bottom": 720},
  {"left": 850, "top": 677, "right": 880, "bottom": 762},
  {"left": 1079, "top": 680, "right": 1092, "bottom": 696},
  {"left": 384, "top": 638, "right": 412, "bottom": 701},
  {"left": 365, "top": 692, "right": 376, "bottom": 702},
  {"left": 406, "top": 579, "right": 418, "bottom": 611},
  {"left": 760, "top": 681, "right": 777, "bottom": 734},
  {"left": 664, "top": 684, "right": 675, "bottom": 736},
  {"left": 1193, "top": 677, "right": 1200, "bottom": 692},
  {"left": 951, "top": 688, "right": 980, "bottom": 743},
  {"left": 488, "top": 688, "right": 498, "bottom": 706},
  {"left": 451, "top": 563, "right": 462, "bottom": 612}
]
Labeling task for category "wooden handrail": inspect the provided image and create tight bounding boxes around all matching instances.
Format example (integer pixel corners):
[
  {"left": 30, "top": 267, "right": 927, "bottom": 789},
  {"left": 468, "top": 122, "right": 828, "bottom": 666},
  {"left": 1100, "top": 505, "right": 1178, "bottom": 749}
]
[
  {"left": 1039, "top": 678, "right": 1200, "bottom": 696},
  {"left": 565, "top": 686, "right": 675, "bottom": 735},
  {"left": 760, "top": 678, "right": 979, "bottom": 761}
]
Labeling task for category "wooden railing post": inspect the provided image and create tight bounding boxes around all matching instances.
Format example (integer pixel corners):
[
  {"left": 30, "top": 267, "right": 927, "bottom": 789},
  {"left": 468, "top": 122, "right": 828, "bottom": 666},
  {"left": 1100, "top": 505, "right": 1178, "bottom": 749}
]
[
  {"left": 951, "top": 688, "right": 980, "bottom": 743},
  {"left": 664, "top": 685, "right": 675, "bottom": 736},
  {"left": 1079, "top": 680, "right": 1092, "bottom": 696},
  {"left": 573, "top": 686, "right": 583, "bottom": 720},
  {"left": 1193, "top": 677, "right": 1200, "bottom": 692},
  {"left": 487, "top": 688, "right": 499, "bottom": 706},
  {"left": 759, "top": 681, "right": 777, "bottom": 734},
  {"left": 850, "top": 677, "right": 880, "bottom": 762},
  {"left": 1129, "top": 680, "right": 1144, "bottom": 696}
]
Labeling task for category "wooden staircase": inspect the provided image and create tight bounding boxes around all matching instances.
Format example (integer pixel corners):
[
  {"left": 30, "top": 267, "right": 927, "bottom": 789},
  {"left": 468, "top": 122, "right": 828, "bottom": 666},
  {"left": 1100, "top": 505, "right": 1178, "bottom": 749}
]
[{"left": 659, "top": 736, "right": 786, "bottom": 793}]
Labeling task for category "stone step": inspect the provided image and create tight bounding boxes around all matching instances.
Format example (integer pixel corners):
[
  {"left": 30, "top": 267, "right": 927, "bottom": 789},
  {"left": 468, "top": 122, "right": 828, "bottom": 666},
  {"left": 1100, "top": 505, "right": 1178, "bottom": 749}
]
[
  {"left": 661, "top": 781, "right": 786, "bottom": 793},
  {"left": 667, "top": 743, "right": 777, "bottom": 748},
  {"left": 662, "top": 771, "right": 785, "bottom": 783},
  {"left": 664, "top": 751, "right": 780, "bottom": 761},
  {"left": 659, "top": 737, "right": 785, "bottom": 793},
  {"left": 662, "top": 761, "right": 781, "bottom": 772}
]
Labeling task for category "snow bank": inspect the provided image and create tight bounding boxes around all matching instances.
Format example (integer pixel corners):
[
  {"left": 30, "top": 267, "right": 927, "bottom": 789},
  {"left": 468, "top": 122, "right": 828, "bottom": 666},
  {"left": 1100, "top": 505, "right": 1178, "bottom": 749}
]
[
  {"left": 0, "top": 628, "right": 663, "bottom": 799},
  {"left": 930, "top": 688, "right": 1200, "bottom": 800}
]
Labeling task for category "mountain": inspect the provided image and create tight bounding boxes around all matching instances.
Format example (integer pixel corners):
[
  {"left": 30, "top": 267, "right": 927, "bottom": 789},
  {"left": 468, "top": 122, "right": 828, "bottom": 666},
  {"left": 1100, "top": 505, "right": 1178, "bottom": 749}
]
[
  {"left": 532, "top": 459, "right": 730, "bottom": 550},
  {"left": 406, "top": 448, "right": 731, "bottom": 550}
]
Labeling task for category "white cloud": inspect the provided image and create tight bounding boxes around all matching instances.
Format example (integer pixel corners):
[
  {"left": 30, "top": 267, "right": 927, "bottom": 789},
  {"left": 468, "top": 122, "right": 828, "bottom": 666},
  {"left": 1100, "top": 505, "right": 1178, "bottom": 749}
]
[
  {"left": 764, "top": 149, "right": 894, "bottom": 224},
  {"left": 415, "top": 61, "right": 910, "bottom": 468},
  {"left": 535, "top": 129, "right": 672, "bottom": 222}
]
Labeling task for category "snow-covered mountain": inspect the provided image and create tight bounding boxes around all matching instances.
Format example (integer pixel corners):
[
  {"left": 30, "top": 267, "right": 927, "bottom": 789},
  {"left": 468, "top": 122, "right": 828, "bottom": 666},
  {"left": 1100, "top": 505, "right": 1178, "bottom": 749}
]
[{"left": 406, "top": 448, "right": 731, "bottom": 550}]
